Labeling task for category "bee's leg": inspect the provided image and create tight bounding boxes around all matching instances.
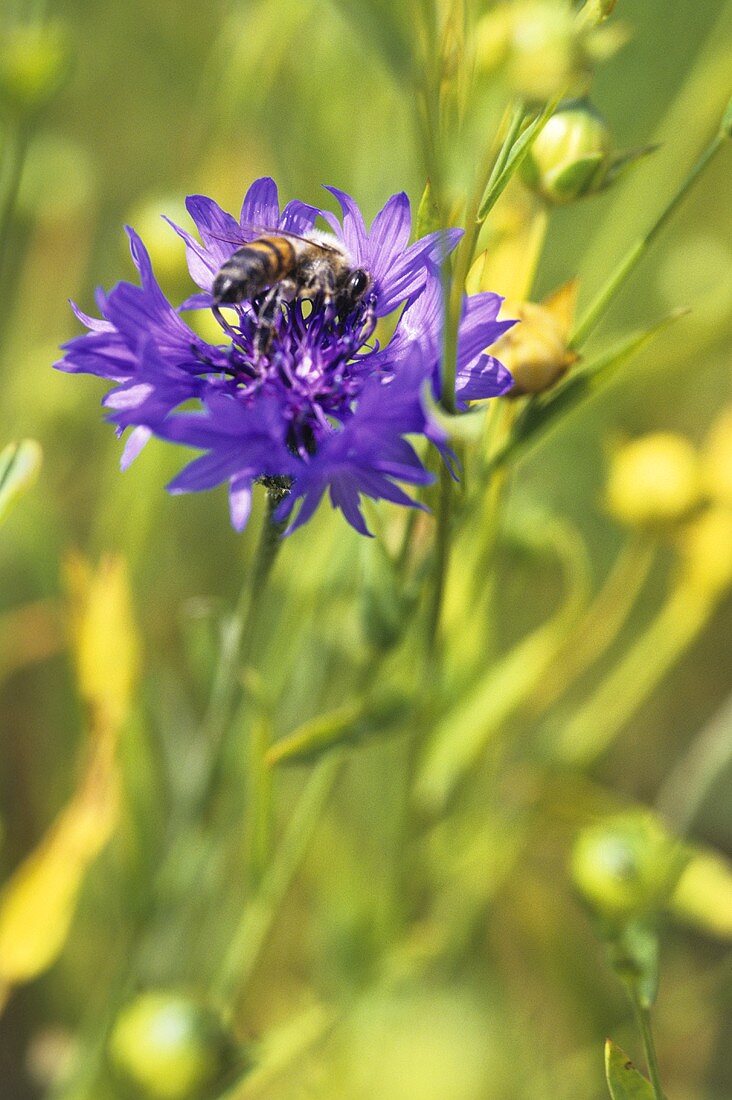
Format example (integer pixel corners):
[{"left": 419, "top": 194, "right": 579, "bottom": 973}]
[
  {"left": 254, "top": 285, "right": 284, "bottom": 356},
  {"left": 300, "top": 263, "right": 336, "bottom": 311}
]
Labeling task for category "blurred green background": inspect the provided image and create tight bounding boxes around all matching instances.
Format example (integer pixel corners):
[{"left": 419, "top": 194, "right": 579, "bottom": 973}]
[{"left": 0, "top": 0, "right": 731, "bottom": 1097}]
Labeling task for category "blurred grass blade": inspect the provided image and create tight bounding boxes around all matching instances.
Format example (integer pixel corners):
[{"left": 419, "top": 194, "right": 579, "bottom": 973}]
[
  {"left": 488, "top": 310, "right": 686, "bottom": 473},
  {"left": 266, "top": 692, "right": 408, "bottom": 766},
  {"left": 570, "top": 94, "right": 731, "bottom": 349},
  {"left": 0, "top": 732, "right": 118, "bottom": 992},
  {"left": 213, "top": 754, "right": 343, "bottom": 1006},
  {"left": 416, "top": 513, "right": 589, "bottom": 812},
  {"left": 0, "top": 439, "right": 41, "bottom": 526},
  {"left": 605, "top": 1040, "right": 655, "bottom": 1099},
  {"left": 267, "top": 705, "right": 361, "bottom": 766},
  {"left": 329, "top": 0, "right": 413, "bottom": 79}
]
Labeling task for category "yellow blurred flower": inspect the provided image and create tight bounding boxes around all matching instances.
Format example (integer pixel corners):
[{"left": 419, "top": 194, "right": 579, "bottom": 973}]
[
  {"left": 701, "top": 406, "right": 732, "bottom": 507},
  {"left": 679, "top": 506, "right": 732, "bottom": 600},
  {"left": 0, "top": 556, "right": 139, "bottom": 997},
  {"left": 606, "top": 433, "right": 701, "bottom": 529}
]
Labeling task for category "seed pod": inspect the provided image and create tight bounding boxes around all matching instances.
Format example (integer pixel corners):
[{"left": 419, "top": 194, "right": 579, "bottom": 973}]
[
  {"left": 109, "top": 992, "right": 240, "bottom": 1100},
  {"left": 570, "top": 812, "right": 686, "bottom": 926}
]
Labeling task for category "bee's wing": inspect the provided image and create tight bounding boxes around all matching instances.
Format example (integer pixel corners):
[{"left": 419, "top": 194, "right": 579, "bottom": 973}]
[{"left": 204, "top": 224, "right": 342, "bottom": 255}]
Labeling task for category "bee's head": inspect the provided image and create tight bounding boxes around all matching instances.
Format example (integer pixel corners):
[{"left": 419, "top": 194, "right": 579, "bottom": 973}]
[{"left": 337, "top": 267, "right": 370, "bottom": 314}]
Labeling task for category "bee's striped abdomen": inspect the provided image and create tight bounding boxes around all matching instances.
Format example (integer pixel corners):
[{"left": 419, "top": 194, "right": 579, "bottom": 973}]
[{"left": 212, "top": 235, "right": 297, "bottom": 305}]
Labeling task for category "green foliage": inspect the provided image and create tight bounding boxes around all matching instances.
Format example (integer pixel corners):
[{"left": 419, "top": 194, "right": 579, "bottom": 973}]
[
  {"left": 0, "top": 2, "right": 730, "bottom": 1099},
  {"left": 605, "top": 1041, "right": 655, "bottom": 1100},
  {"left": 0, "top": 438, "right": 41, "bottom": 526}
]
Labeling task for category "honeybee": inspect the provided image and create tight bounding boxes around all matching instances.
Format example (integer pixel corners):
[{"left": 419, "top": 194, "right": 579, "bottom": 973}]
[{"left": 212, "top": 229, "right": 371, "bottom": 317}]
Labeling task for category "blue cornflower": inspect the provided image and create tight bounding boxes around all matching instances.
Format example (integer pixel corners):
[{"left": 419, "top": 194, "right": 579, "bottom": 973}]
[{"left": 56, "top": 178, "right": 514, "bottom": 535}]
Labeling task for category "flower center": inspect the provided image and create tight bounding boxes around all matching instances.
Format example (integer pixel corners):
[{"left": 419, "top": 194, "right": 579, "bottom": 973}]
[{"left": 208, "top": 293, "right": 379, "bottom": 457}]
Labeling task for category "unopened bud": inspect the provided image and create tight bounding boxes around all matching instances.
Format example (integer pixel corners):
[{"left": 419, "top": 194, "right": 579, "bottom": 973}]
[
  {"left": 571, "top": 812, "right": 686, "bottom": 926},
  {"left": 487, "top": 280, "right": 577, "bottom": 396},
  {"left": 109, "top": 991, "right": 239, "bottom": 1100},
  {"left": 0, "top": 22, "right": 70, "bottom": 117},
  {"left": 496, "top": 293, "right": 578, "bottom": 396},
  {"left": 606, "top": 433, "right": 701, "bottom": 530},
  {"left": 522, "top": 98, "right": 613, "bottom": 203},
  {"left": 476, "top": 2, "right": 589, "bottom": 101}
]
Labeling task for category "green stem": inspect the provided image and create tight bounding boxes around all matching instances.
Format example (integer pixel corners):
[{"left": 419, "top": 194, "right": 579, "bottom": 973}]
[
  {"left": 425, "top": 464, "right": 453, "bottom": 666},
  {"left": 212, "top": 753, "right": 343, "bottom": 1017},
  {"left": 0, "top": 121, "right": 30, "bottom": 343},
  {"left": 630, "top": 992, "right": 667, "bottom": 1100},
  {"left": 200, "top": 489, "right": 285, "bottom": 805},
  {"left": 569, "top": 126, "right": 728, "bottom": 350}
]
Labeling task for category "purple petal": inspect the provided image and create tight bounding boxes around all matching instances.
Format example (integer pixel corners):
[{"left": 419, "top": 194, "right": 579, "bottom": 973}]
[
  {"left": 228, "top": 477, "right": 253, "bottom": 532},
  {"left": 240, "top": 177, "right": 280, "bottom": 234},
  {"left": 323, "top": 186, "right": 368, "bottom": 260},
  {"left": 280, "top": 199, "right": 319, "bottom": 236},
  {"left": 366, "top": 192, "right": 412, "bottom": 281},
  {"left": 120, "top": 425, "right": 152, "bottom": 469},
  {"left": 456, "top": 353, "right": 514, "bottom": 401}
]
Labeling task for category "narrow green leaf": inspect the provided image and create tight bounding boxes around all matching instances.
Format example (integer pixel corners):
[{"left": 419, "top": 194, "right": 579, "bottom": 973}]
[
  {"left": 720, "top": 93, "right": 732, "bottom": 138},
  {"left": 0, "top": 440, "right": 42, "bottom": 526},
  {"left": 415, "top": 180, "right": 441, "bottom": 240},
  {"left": 478, "top": 97, "right": 560, "bottom": 221},
  {"left": 488, "top": 310, "right": 686, "bottom": 473},
  {"left": 600, "top": 144, "right": 659, "bottom": 190},
  {"left": 605, "top": 1040, "right": 655, "bottom": 1100},
  {"left": 266, "top": 692, "right": 408, "bottom": 766}
]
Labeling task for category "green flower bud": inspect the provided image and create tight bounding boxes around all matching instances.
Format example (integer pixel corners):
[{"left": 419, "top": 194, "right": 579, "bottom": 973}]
[
  {"left": 109, "top": 991, "right": 239, "bottom": 1100},
  {"left": 570, "top": 812, "right": 687, "bottom": 927},
  {"left": 522, "top": 98, "right": 657, "bottom": 204},
  {"left": 0, "top": 22, "right": 71, "bottom": 117},
  {"left": 476, "top": 2, "right": 591, "bottom": 102},
  {"left": 521, "top": 99, "right": 613, "bottom": 203}
]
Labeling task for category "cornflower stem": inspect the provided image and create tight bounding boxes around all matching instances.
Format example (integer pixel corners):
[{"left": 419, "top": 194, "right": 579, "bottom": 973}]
[
  {"left": 200, "top": 488, "right": 285, "bottom": 809},
  {"left": 212, "top": 753, "right": 344, "bottom": 1018},
  {"left": 629, "top": 991, "right": 667, "bottom": 1100},
  {"left": 569, "top": 123, "right": 729, "bottom": 350},
  {"left": 425, "top": 464, "right": 454, "bottom": 667}
]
